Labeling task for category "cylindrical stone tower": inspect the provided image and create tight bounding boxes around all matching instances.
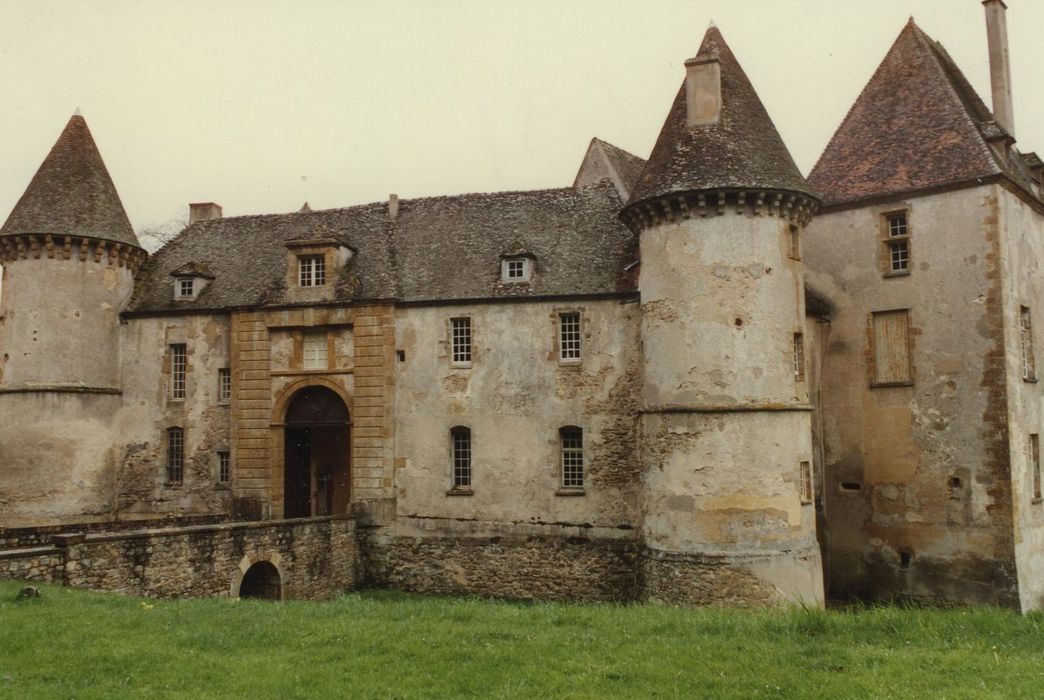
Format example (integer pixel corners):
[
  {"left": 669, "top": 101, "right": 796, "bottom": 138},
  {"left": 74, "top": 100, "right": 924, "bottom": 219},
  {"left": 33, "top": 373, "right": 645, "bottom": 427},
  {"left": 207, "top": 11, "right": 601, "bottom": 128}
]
[
  {"left": 622, "top": 26, "right": 824, "bottom": 605},
  {"left": 0, "top": 113, "right": 146, "bottom": 524}
]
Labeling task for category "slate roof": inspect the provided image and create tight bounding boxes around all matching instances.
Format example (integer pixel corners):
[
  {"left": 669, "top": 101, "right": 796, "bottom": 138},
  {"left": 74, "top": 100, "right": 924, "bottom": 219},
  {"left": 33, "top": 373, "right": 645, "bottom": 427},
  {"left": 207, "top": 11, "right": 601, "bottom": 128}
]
[
  {"left": 809, "top": 20, "right": 1042, "bottom": 208},
  {"left": 596, "top": 139, "right": 647, "bottom": 194},
  {"left": 627, "top": 26, "right": 816, "bottom": 207},
  {"left": 128, "top": 182, "right": 637, "bottom": 313},
  {"left": 1, "top": 114, "right": 140, "bottom": 247}
]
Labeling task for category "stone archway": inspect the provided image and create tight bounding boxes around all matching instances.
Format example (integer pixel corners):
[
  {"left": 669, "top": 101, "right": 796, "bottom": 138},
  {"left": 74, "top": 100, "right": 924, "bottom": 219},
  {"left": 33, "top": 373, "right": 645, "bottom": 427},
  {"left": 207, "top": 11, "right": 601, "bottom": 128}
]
[
  {"left": 282, "top": 385, "right": 350, "bottom": 518},
  {"left": 239, "top": 561, "right": 282, "bottom": 600}
]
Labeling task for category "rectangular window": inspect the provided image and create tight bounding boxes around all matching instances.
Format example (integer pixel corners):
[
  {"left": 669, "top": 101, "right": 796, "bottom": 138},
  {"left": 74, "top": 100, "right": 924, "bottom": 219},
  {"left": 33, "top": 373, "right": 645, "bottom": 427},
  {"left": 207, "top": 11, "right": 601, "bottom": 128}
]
[
  {"left": 800, "top": 461, "right": 812, "bottom": 504},
  {"left": 177, "top": 279, "right": 195, "bottom": 299},
  {"left": 166, "top": 428, "right": 184, "bottom": 485},
  {"left": 218, "top": 368, "right": 231, "bottom": 402},
  {"left": 451, "top": 317, "right": 472, "bottom": 365},
  {"left": 793, "top": 332, "right": 805, "bottom": 381},
  {"left": 884, "top": 212, "right": 910, "bottom": 274},
  {"left": 451, "top": 427, "right": 471, "bottom": 489},
  {"left": 507, "top": 260, "right": 525, "bottom": 278},
  {"left": 169, "top": 344, "right": 187, "bottom": 399},
  {"left": 303, "top": 331, "right": 328, "bottom": 370},
  {"left": 561, "top": 427, "right": 584, "bottom": 489},
  {"left": 871, "top": 309, "right": 912, "bottom": 385},
  {"left": 298, "top": 255, "right": 326, "bottom": 287},
  {"left": 1022, "top": 306, "right": 1036, "bottom": 381},
  {"left": 559, "top": 312, "right": 582, "bottom": 362},
  {"left": 788, "top": 225, "right": 801, "bottom": 260},
  {"left": 1032, "top": 434, "right": 1042, "bottom": 503},
  {"left": 218, "top": 451, "right": 231, "bottom": 484}
]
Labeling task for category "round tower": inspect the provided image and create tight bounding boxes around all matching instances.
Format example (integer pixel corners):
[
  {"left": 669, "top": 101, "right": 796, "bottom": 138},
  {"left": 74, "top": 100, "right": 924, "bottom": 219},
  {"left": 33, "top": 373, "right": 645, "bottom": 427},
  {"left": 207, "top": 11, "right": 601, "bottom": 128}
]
[
  {"left": 623, "top": 27, "right": 824, "bottom": 605},
  {"left": 0, "top": 113, "right": 146, "bottom": 524}
]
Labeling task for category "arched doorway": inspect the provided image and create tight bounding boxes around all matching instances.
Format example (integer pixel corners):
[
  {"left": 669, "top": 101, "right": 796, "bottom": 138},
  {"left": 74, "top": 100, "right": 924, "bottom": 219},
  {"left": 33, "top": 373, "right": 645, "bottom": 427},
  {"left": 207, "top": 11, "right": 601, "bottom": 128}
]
[
  {"left": 283, "top": 385, "right": 350, "bottom": 518},
  {"left": 239, "top": 561, "right": 282, "bottom": 600}
]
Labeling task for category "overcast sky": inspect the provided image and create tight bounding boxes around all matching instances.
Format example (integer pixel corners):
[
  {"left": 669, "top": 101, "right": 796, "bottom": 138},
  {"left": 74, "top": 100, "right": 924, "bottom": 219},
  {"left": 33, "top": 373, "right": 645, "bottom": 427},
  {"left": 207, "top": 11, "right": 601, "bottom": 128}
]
[{"left": 1, "top": 0, "right": 1042, "bottom": 241}]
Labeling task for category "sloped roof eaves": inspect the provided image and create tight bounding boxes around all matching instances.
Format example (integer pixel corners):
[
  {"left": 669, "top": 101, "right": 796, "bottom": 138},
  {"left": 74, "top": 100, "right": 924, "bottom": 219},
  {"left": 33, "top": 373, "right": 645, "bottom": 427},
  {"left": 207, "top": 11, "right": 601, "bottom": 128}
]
[{"left": 128, "top": 183, "right": 636, "bottom": 313}]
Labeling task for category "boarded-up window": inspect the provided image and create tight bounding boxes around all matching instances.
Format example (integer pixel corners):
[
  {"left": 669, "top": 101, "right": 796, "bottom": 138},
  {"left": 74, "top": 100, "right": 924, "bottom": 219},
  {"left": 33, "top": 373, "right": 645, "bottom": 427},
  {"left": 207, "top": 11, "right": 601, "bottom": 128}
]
[
  {"left": 871, "top": 310, "right": 912, "bottom": 385},
  {"left": 303, "top": 331, "right": 328, "bottom": 370},
  {"left": 1021, "top": 306, "right": 1036, "bottom": 381},
  {"left": 1031, "top": 434, "right": 1042, "bottom": 503}
]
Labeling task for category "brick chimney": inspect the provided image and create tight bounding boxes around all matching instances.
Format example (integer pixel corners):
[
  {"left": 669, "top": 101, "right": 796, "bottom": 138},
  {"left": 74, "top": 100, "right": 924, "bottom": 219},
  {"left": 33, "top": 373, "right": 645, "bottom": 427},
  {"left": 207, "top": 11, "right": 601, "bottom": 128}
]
[
  {"left": 189, "top": 202, "right": 223, "bottom": 223},
  {"left": 983, "top": 0, "right": 1015, "bottom": 136}
]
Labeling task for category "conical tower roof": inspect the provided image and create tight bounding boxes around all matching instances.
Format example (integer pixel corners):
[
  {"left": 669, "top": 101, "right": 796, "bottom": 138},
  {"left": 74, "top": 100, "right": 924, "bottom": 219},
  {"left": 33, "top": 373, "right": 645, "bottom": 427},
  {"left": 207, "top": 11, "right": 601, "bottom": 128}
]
[
  {"left": 1, "top": 113, "right": 140, "bottom": 247},
  {"left": 808, "top": 20, "right": 1041, "bottom": 208},
  {"left": 627, "top": 26, "right": 816, "bottom": 208}
]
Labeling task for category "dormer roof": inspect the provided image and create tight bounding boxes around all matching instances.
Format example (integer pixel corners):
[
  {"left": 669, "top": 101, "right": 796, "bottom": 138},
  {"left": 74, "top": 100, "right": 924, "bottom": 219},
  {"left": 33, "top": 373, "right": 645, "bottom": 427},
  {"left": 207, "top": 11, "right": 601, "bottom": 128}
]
[
  {"left": 627, "top": 26, "right": 816, "bottom": 208},
  {"left": 1, "top": 113, "right": 140, "bottom": 248}
]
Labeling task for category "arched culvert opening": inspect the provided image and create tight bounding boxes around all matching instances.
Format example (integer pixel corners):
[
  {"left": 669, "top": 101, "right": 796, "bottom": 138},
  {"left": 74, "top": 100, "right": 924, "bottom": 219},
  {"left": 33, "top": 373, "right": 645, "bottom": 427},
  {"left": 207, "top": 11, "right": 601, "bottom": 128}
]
[{"left": 239, "top": 561, "right": 282, "bottom": 600}]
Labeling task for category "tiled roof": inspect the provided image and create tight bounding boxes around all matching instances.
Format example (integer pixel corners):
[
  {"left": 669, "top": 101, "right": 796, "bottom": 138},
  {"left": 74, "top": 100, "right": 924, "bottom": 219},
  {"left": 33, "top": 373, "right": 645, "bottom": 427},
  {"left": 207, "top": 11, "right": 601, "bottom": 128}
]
[
  {"left": 128, "top": 182, "right": 637, "bottom": 313},
  {"left": 809, "top": 20, "right": 1041, "bottom": 207},
  {"left": 572, "top": 138, "right": 647, "bottom": 200},
  {"left": 1, "top": 114, "right": 140, "bottom": 247},
  {"left": 627, "top": 26, "right": 816, "bottom": 207}
]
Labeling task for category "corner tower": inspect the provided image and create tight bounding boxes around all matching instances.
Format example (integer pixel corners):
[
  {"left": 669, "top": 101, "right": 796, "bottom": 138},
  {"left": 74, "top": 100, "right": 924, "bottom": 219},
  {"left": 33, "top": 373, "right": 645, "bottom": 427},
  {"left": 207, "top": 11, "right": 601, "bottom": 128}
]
[
  {"left": 0, "top": 113, "right": 146, "bottom": 524},
  {"left": 622, "top": 26, "right": 824, "bottom": 605}
]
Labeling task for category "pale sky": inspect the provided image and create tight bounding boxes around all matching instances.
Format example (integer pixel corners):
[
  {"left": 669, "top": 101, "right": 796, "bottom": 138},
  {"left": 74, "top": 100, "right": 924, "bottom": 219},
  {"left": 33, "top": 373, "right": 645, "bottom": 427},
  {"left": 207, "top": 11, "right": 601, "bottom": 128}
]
[{"left": 1, "top": 0, "right": 1042, "bottom": 244}]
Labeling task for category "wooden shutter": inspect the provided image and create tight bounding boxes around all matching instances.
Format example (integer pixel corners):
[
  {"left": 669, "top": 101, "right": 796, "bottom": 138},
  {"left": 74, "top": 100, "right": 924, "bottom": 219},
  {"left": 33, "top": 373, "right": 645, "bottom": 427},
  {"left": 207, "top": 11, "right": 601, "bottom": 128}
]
[{"left": 872, "top": 310, "right": 911, "bottom": 384}]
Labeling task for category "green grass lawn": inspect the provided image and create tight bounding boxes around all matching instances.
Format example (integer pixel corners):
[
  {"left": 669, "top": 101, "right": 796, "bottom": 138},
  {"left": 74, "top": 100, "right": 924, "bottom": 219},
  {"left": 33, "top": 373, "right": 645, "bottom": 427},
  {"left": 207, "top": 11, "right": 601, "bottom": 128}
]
[{"left": 1, "top": 581, "right": 1043, "bottom": 699}]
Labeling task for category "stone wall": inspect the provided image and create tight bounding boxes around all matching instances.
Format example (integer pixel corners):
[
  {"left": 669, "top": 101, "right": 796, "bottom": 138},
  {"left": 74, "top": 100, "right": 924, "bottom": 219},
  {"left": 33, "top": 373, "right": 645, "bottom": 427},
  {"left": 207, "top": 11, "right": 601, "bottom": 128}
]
[{"left": 0, "top": 515, "right": 357, "bottom": 600}]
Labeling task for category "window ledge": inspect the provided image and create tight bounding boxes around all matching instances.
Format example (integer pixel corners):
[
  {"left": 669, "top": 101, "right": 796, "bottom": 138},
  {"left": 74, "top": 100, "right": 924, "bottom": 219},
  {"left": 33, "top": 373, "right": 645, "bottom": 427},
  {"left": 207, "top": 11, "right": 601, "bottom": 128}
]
[
  {"left": 883, "top": 270, "right": 911, "bottom": 278},
  {"left": 1032, "top": 497, "right": 1043, "bottom": 505},
  {"left": 556, "top": 488, "right": 586, "bottom": 497},
  {"left": 163, "top": 483, "right": 183, "bottom": 490},
  {"left": 1023, "top": 377, "right": 1038, "bottom": 384},
  {"left": 445, "top": 488, "right": 474, "bottom": 497},
  {"left": 449, "top": 364, "right": 473, "bottom": 370},
  {"left": 870, "top": 381, "right": 913, "bottom": 389}
]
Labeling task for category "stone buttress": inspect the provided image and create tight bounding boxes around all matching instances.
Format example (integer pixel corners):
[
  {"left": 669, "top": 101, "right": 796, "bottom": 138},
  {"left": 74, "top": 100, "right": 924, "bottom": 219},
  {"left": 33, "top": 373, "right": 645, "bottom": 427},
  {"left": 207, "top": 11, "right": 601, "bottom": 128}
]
[{"left": 623, "top": 26, "right": 824, "bottom": 605}]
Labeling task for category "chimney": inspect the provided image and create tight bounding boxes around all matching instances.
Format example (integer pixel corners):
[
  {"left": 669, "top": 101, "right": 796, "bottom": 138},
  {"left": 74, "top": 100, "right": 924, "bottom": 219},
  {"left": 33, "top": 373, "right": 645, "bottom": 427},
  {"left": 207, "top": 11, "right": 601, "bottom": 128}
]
[
  {"left": 388, "top": 194, "right": 399, "bottom": 221},
  {"left": 684, "top": 52, "right": 721, "bottom": 128},
  {"left": 983, "top": 0, "right": 1015, "bottom": 136},
  {"left": 189, "top": 202, "right": 223, "bottom": 223}
]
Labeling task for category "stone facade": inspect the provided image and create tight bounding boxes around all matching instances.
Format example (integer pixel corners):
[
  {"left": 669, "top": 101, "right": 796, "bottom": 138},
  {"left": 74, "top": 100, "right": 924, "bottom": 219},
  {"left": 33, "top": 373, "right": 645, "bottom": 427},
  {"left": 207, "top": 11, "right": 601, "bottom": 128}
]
[{"left": 3, "top": 7, "right": 1044, "bottom": 610}]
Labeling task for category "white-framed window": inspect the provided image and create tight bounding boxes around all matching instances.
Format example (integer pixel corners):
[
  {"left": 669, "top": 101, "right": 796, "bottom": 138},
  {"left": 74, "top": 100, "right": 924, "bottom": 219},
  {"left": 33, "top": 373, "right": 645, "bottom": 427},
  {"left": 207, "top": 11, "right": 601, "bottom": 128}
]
[
  {"left": 800, "top": 461, "right": 812, "bottom": 504},
  {"left": 170, "top": 344, "right": 187, "bottom": 399},
  {"left": 884, "top": 212, "right": 910, "bottom": 274},
  {"left": 793, "top": 332, "right": 805, "bottom": 381},
  {"left": 1032, "top": 434, "right": 1042, "bottom": 503},
  {"left": 451, "top": 426, "right": 471, "bottom": 489},
  {"left": 451, "top": 317, "right": 472, "bottom": 365},
  {"left": 218, "top": 368, "right": 231, "bottom": 402},
  {"left": 558, "top": 312, "right": 581, "bottom": 362},
  {"left": 299, "top": 255, "right": 326, "bottom": 287},
  {"left": 218, "top": 451, "right": 231, "bottom": 484},
  {"left": 560, "top": 427, "right": 584, "bottom": 489},
  {"left": 303, "top": 331, "right": 328, "bottom": 370},
  {"left": 167, "top": 427, "right": 184, "bottom": 485},
  {"left": 176, "top": 278, "right": 195, "bottom": 299},
  {"left": 501, "top": 257, "right": 531, "bottom": 282},
  {"left": 1021, "top": 306, "right": 1036, "bottom": 381}
]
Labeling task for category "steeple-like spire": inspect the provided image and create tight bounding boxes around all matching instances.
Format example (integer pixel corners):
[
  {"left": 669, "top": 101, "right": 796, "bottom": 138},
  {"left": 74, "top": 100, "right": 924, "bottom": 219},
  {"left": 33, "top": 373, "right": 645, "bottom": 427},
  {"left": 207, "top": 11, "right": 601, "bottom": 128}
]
[
  {"left": 626, "top": 26, "right": 816, "bottom": 208},
  {"left": 1, "top": 113, "right": 140, "bottom": 247}
]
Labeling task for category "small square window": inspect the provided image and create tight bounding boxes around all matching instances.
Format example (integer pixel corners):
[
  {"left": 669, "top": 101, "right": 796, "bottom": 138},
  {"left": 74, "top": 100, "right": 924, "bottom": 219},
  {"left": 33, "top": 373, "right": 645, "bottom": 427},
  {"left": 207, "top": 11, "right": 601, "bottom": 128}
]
[
  {"left": 887, "top": 213, "right": 908, "bottom": 237},
  {"left": 451, "top": 317, "right": 472, "bottom": 365},
  {"left": 176, "top": 279, "right": 195, "bottom": 299},
  {"left": 501, "top": 258, "right": 531, "bottom": 282},
  {"left": 218, "top": 368, "right": 231, "bottom": 402},
  {"left": 299, "top": 255, "right": 326, "bottom": 287}
]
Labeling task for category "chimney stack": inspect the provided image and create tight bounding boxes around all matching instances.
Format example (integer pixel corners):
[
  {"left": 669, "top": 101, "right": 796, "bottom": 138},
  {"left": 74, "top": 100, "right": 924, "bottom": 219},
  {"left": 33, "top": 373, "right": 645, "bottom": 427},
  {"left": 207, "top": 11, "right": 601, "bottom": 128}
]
[
  {"left": 983, "top": 0, "right": 1015, "bottom": 136},
  {"left": 189, "top": 202, "right": 223, "bottom": 223},
  {"left": 684, "top": 52, "right": 721, "bottom": 128},
  {"left": 388, "top": 194, "right": 399, "bottom": 221}
]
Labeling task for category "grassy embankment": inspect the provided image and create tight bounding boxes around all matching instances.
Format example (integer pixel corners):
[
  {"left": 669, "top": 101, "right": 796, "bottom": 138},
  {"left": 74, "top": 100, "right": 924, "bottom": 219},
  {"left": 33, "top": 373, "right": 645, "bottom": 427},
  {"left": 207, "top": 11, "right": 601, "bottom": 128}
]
[{"left": 1, "top": 581, "right": 1043, "bottom": 698}]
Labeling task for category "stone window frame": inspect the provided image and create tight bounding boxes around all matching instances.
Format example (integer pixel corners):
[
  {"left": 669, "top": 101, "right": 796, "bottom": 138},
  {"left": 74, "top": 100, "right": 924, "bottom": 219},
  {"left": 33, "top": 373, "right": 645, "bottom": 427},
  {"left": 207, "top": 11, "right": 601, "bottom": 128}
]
[
  {"left": 298, "top": 254, "right": 326, "bottom": 287},
  {"left": 868, "top": 308, "right": 914, "bottom": 388},
  {"left": 557, "top": 425, "right": 586, "bottom": 496},
  {"left": 558, "top": 311, "right": 583, "bottom": 364},
  {"left": 881, "top": 209, "right": 911, "bottom": 277},
  {"left": 799, "top": 461, "right": 813, "bottom": 504},
  {"left": 450, "top": 316, "right": 473, "bottom": 368},
  {"left": 551, "top": 306, "right": 586, "bottom": 367},
  {"left": 447, "top": 425, "right": 473, "bottom": 495},
  {"left": 169, "top": 343, "right": 188, "bottom": 400},
  {"left": 793, "top": 332, "right": 806, "bottom": 382},
  {"left": 1031, "top": 433, "right": 1042, "bottom": 504},
  {"left": 301, "top": 330, "right": 331, "bottom": 371},
  {"left": 217, "top": 367, "right": 232, "bottom": 404},
  {"left": 1021, "top": 305, "right": 1037, "bottom": 382},
  {"left": 166, "top": 427, "right": 185, "bottom": 486}
]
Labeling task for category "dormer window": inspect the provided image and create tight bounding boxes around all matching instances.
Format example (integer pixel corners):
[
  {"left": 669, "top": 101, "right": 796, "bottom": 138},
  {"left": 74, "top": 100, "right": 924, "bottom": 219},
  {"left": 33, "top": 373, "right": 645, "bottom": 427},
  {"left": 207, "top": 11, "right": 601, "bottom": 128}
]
[
  {"left": 176, "top": 278, "right": 195, "bottom": 299},
  {"left": 501, "top": 257, "right": 532, "bottom": 283},
  {"left": 169, "top": 262, "right": 214, "bottom": 301},
  {"left": 299, "top": 255, "right": 326, "bottom": 287}
]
